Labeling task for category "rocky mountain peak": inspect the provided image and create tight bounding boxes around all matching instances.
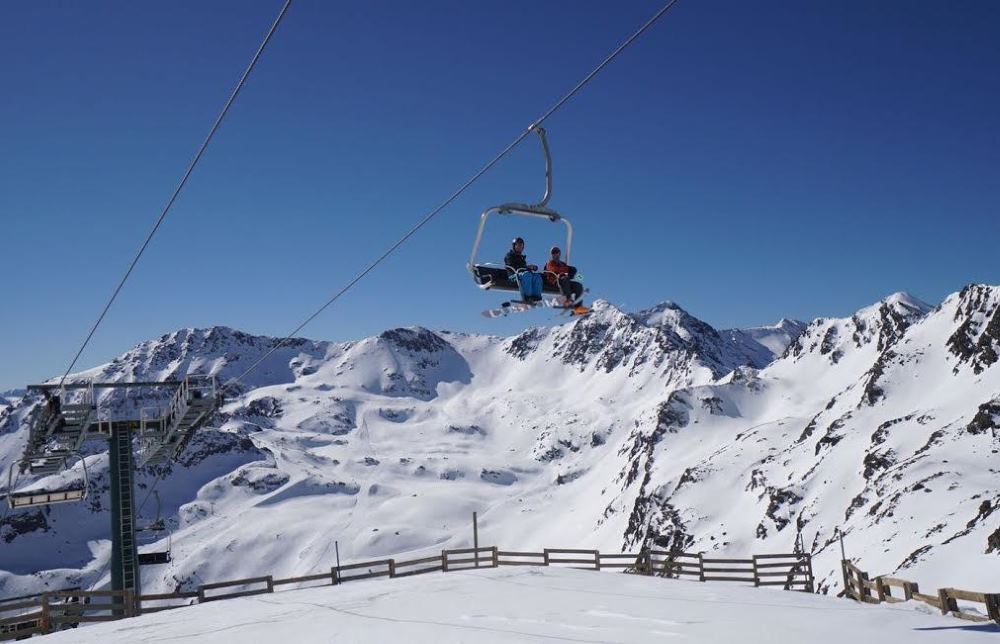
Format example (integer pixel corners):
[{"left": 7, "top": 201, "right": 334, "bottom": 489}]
[
  {"left": 377, "top": 327, "right": 450, "bottom": 354},
  {"left": 785, "top": 292, "right": 932, "bottom": 363},
  {"left": 632, "top": 301, "right": 716, "bottom": 341},
  {"left": 945, "top": 284, "right": 1000, "bottom": 374}
]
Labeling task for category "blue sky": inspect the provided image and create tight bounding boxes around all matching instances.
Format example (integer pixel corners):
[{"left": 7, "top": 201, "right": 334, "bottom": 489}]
[{"left": 1, "top": 0, "right": 998, "bottom": 391}]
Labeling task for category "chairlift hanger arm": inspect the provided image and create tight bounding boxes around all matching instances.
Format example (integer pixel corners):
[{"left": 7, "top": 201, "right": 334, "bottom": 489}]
[
  {"left": 529, "top": 126, "right": 553, "bottom": 210},
  {"left": 467, "top": 127, "right": 573, "bottom": 282}
]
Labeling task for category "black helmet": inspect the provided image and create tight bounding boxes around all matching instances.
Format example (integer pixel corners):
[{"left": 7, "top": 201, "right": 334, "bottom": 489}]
[
  {"left": 512, "top": 237, "right": 524, "bottom": 246},
  {"left": 550, "top": 246, "right": 561, "bottom": 255}
]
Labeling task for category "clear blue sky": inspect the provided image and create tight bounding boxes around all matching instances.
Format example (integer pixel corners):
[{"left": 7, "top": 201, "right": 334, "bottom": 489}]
[{"left": 1, "top": 0, "right": 998, "bottom": 391}]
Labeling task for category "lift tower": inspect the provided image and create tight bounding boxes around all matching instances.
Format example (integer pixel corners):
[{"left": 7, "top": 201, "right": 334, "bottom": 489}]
[{"left": 11, "top": 376, "right": 220, "bottom": 611}]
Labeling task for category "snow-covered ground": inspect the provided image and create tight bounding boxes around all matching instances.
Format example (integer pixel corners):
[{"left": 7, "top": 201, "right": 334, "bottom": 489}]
[
  {"left": 40, "top": 568, "right": 1000, "bottom": 643},
  {"left": 1, "top": 286, "right": 998, "bottom": 603}
]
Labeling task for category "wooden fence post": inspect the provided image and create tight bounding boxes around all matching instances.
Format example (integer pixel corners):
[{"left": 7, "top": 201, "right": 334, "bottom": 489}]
[
  {"left": 903, "top": 581, "right": 918, "bottom": 601},
  {"left": 388, "top": 560, "right": 397, "bottom": 578},
  {"left": 697, "top": 552, "right": 705, "bottom": 582},
  {"left": 875, "top": 578, "right": 887, "bottom": 603},
  {"left": 985, "top": 593, "right": 1000, "bottom": 624},
  {"left": 544, "top": 549, "right": 551, "bottom": 566},
  {"left": 40, "top": 593, "right": 51, "bottom": 634},
  {"left": 442, "top": 550, "right": 449, "bottom": 573},
  {"left": 645, "top": 550, "right": 654, "bottom": 576},
  {"left": 858, "top": 570, "right": 872, "bottom": 602},
  {"left": 804, "top": 554, "right": 815, "bottom": 593},
  {"left": 937, "top": 588, "right": 958, "bottom": 615},
  {"left": 594, "top": 550, "right": 601, "bottom": 571},
  {"left": 472, "top": 512, "right": 479, "bottom": 568},
  {"left": 491, "top": 546, "right": 499, "bottom": 568},
  {"left": 752, "top": 555, "right": 760, "bottom": 587},
  {"left": 331, "top": 567, "right": 339, "bottom": 585},
  {"left": 841, "top": 560, "right": 852, "bottom": 599}
]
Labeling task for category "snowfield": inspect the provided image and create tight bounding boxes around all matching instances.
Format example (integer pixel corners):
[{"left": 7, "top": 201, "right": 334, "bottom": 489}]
[
  {"left": 1, "top": 285, "right": 998, "bottom": 607},
  {"left": 39, "top": 568, "right": 1000, "bottom": 643}
]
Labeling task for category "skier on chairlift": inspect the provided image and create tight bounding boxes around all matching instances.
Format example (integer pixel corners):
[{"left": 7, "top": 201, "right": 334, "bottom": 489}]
[
  {"left": 544, "top": 246, "right": 587, "bottom": 312},
  {"left": 504, "top": 237, "right": 543, "bottom": 303}
]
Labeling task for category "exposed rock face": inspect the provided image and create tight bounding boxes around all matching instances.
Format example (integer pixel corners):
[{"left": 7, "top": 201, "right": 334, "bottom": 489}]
[{"left": 947, "top": 284, "right": 1000, "bottom": 374}]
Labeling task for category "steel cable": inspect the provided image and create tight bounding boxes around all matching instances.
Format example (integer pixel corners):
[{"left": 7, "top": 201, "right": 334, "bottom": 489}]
[
  {"left": 57, "top": 0, "right": 294, "bottom": 389},
  {"left": 222, "top": 0, "right": 683, "bottom": 393}
]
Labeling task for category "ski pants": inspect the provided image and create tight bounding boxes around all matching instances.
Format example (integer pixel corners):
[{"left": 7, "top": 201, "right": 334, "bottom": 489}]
[
  {"left": 516, "top": 271, "right": 543, "bottom": 299},
  {"left": 558, "top": 276, "right": 583, "bottom": 303}
]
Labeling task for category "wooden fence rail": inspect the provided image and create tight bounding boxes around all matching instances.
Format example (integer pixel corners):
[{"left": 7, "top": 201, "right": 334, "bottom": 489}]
[
  {"left": 841, "top": 560, "right": 999, "bottom": 624},
  {"left": 198, "top": 576, "right": 274, "bottom": 603}
]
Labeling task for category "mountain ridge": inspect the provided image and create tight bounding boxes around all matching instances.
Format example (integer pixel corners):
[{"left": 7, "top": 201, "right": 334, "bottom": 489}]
[{"left": 1, "top": 286, "right": 997, "bottom": 601}]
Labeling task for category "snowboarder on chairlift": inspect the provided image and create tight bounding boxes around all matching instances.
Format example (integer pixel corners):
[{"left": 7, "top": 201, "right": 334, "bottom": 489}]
[
  {"left": 544, "top": 246, "right": 585, "bottom": 309},
  {"left": 504, "top": 237, "right": 543, "bottom": 302}
]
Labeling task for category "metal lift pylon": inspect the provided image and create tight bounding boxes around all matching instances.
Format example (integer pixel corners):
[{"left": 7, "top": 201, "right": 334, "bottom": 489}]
[{"left": 9, "top": 375, "right": 222, "bottom": 613}]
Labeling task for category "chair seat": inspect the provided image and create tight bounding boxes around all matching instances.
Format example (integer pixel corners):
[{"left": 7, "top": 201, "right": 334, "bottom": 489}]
[{"left": 473, "top": 265, "right": 563, "bottom": 294}]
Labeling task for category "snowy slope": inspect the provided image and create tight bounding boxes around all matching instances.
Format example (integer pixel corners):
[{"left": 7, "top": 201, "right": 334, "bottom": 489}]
[
  {"left": 1, "top": 287, "right": 998, "bottom": 603},
  {"left": 617, "top": 287, "right": 1000, "bottom": 593},
  {"left": 40, "top": 568, "right": 1000, "bottom": 644},
  {"left": 722, "top": 318, "right": 809, "bottom": 362}
]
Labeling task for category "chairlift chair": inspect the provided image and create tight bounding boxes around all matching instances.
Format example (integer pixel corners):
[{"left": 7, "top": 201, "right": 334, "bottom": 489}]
[
  {"left": 5, "top": 453, "right": 90, "bottom": 510},
  {"left": 468, "top": 126, "right": 576, "bottom": 299},
  {"left": 136, "top": 491, "right": 172, "bottom": 565}
]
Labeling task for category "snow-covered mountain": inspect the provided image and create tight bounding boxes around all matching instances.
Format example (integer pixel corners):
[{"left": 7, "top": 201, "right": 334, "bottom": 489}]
[
  {"left": 0, "top": 389, "right": 23, "bottom": 410},
  {"left": 1, "top": 286, "right": 998, "bottom": 601}
]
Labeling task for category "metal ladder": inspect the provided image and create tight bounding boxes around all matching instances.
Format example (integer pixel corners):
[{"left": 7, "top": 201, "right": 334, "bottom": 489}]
[
  {"left": 110, "top": 424, "right": 139, "bottom": 605},
  {"left": 138, "top": 376, "right": 217, "bottom": 466}
]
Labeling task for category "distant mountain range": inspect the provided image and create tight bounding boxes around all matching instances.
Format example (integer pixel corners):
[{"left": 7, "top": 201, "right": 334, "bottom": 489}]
[{"left": 1, "top": 285, "right": 998, "bottom": 600}]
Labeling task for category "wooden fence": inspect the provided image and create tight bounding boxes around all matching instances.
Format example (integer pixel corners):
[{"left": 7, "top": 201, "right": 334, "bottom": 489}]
[
  {"left": 0, "top": 589, "right": 135, "bottom": 640},
  {"left": 842, "top": 560, "right": 1000, "bottom": 625},
  {"left": 1, "top": 546, "right": 807, "bottom": 640}
]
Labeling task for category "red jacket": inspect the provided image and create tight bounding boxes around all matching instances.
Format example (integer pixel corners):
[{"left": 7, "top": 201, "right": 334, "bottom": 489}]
[{"left": 544, "top": 260, "right": 571, "bottom": 285}]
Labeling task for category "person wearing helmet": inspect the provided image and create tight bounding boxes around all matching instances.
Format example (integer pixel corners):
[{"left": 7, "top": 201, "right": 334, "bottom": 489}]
[
  {"left": 504, "top": 237, "right": 543, "bottom": 302},
  {"left": 544, "top": 246, "right": 584, "bottom": 309}
]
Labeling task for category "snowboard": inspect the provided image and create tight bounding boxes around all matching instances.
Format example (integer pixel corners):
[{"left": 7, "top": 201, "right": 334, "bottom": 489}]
[{"left": 481, "top": 297, "right": 589, "bottom": 318}]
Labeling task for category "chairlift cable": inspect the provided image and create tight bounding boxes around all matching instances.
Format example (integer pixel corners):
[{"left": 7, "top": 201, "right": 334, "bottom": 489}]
[
  {"left": 56, "top": 0, "right": 294, "bottom": 390},
  {"left": 136, "top": 468, "right": 169, "bottom": 516},
  {"left": 222, "top": 0, "right": 683, "bottom": 393}
]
